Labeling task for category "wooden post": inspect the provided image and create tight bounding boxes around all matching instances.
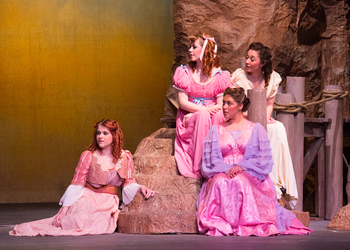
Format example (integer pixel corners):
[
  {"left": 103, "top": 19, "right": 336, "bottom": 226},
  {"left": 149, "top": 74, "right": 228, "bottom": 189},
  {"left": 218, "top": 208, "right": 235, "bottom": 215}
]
[
  {"left": 271, "top": 86, "right": 283, "bottom": 120},
  {"left": 277, "top": 86, "right": 283, "bottom": 94},
  {"left": 275, "top": 93, "right": 295, "bottom": 164},
  {"left": 286, "top": 77, "right": 305, "bottom": 211},
  {"left": 247, "top": 89, "right": 267, "bottom": 130},
  {"left": 325, "top": 85, "right": 343, "bottom": 219},
  {"left": 315, "top": 140, "right": 325, "bottom": 219}
]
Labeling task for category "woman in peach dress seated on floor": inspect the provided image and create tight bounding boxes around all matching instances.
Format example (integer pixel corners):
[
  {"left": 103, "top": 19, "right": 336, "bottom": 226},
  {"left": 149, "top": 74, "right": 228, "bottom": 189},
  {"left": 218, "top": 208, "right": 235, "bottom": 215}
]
[
  {"left": 231, "top": 42, "right": 298, "bottom": 208},
  {"left": 10, "top": 119, "right": 155, "bottom": 236},
  {"left": 197, "top": 87, "right": 312, "bottom": 236},
  {"left": 174, "top": 33, "right": 231, "bottom": 179}
]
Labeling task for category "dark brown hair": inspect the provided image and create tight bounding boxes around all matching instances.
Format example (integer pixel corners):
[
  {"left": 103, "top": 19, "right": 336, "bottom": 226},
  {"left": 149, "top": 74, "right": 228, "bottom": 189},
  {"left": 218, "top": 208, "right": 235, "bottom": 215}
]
[
  {"left": 87, "top": 119, "right": 124, "bottom": 163},
  {"left": 188, "top": 33, "right": 221, "bottom": 77},
  {"left": 247, "top": 42, "right": 273, "bottom": 89},
  {"left": 224, "top": 87, "right": 250, "bottom": 112}
]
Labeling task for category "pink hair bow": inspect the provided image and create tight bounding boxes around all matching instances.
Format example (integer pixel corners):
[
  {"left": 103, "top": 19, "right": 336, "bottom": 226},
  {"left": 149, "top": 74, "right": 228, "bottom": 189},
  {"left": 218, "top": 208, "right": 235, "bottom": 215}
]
[{"left": 200, "top": 35, "right": 218, "bottom": 61}]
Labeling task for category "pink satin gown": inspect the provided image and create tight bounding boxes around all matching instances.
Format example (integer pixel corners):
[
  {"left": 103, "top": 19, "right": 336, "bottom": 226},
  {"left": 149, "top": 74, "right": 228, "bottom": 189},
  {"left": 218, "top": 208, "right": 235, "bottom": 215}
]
[{"left": 174, "top": 65, "right": 230, "bottom": 178}]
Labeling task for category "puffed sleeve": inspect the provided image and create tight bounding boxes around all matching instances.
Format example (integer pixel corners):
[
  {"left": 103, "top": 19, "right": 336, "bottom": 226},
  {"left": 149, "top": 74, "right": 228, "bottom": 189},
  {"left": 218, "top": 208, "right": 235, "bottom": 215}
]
[
  {"left": 70, "top": 151, "right": 92, "bottom": 186},
  {"left": 236, "top": 123, "right": 274, "bottom": 181},
  {"left": 173, "top": 65, "right": 191, "bottom": 93},
  {"left": 59, "top": 151, "right": 92, "bottom": 207},
  {"left": 201, "top": 125, "right": 233, "bottom": 179},
  {"left": 230, "top": 68, "right": 246, "bottom": 88},
  {"left": 118, "top": 150, "right": 141, "bottom": 208},
  {"left": 267, "top": 71, "right": 282, "bottom": 99},
  {"left": 213, "top": 70, "right": 232, "bottom": 97}
]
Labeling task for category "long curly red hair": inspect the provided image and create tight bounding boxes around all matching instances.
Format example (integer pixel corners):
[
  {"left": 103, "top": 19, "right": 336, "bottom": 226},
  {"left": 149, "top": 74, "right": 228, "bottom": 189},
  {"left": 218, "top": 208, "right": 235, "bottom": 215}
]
[
  {"left": 87, "top": 119, "right": 124, "bottom": 163},
  {"left": 188, "top": 33, "right": 221, "bottom": 77}
]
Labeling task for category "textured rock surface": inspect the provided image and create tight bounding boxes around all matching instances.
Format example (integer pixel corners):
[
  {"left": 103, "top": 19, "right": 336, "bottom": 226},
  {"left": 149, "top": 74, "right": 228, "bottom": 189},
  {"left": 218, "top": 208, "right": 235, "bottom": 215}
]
[
  {"left": 328, "top": 204, "right": 350, "bottom": 230},
  {"left": 291, "top": 211, "right": 310, "bottom": 228},
  {"left": 118, "top": 128, "right": 202, "bottom": 234},
  {"left": 164, "top": 0, "right": 349, "bottom": 120}
]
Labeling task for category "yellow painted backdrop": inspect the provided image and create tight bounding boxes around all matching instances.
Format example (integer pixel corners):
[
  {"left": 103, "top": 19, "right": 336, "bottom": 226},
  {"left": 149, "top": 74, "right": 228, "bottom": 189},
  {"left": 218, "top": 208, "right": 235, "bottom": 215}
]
[{"left": 0, "top": 0, "right": 174, "bottom": 203}]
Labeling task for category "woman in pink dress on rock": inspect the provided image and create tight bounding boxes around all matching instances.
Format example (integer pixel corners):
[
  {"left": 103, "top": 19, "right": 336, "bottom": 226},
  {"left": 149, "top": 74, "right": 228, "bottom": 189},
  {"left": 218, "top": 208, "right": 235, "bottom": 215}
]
[
  {"left": 174, "top": 33, "right": 231, "bottom": 179},
  {"left": 10, "top": 119, "right": 155, "bottom": 236},
  {"left": 197, "top": 87, "right": 312, "bottom": 236}
]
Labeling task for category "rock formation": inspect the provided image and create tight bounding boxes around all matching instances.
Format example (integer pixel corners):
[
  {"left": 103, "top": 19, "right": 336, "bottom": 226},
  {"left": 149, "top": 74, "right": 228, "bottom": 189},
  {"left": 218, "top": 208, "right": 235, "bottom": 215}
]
[
  {"left": 164, "top": 0, "right": 349, "bottom": 120},
  {"left": 328, "top": 203, "right": 350, "bottom": 230},
  {"left": 118, "top": 128, "right": 202, "bottom": 234}
]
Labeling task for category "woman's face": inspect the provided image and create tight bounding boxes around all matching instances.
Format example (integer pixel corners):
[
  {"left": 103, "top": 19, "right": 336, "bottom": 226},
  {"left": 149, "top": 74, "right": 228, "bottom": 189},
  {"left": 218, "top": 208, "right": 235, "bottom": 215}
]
[
  {"left": 189, "top": 38, "right": 202, "bottom": 62},
  {"left": 222, "top": 95, "right": 243, "bottom": 120},
  {"left": 96, "top": 125, "right": 113, "bottom": 149},
  {"left": 245, "top": 49, "right": 264, "bottom": 74}
]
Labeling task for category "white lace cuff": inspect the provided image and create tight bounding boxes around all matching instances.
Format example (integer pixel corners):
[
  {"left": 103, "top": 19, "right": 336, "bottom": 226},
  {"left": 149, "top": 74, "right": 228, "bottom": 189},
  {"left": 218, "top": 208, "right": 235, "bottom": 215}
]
[
  {"left": 120, "top": 183, "right": 141, "bottom": 208},
  {"left": 59, "top": 184, "right": 84, "bottom": 207}
]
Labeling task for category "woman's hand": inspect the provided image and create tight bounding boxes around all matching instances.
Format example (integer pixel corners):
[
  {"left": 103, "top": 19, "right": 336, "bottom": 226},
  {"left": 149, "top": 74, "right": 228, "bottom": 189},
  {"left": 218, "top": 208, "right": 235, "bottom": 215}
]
[
  {"left": 227, "top": 166, "right": 243, "bottom": 179},
  {"left": 140, "top": 185, "right": 156, "bottom": 199},
  {"left": 207, "top": 106, "right": 221, "bottom": 116},
  {"left": 51, "top": 206, "right": 69, "bottom": 227}
]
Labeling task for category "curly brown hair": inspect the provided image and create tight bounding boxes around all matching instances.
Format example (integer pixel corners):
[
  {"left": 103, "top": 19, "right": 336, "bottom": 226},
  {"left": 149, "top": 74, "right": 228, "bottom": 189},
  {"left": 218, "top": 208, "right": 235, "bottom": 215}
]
[
  {"left": 188, "top": 33, "right": 221, "bottom": 77},
  {"left": 247, "top": 42, "right": 273, "bottom": 89},
  {"left": 224, "top": 87, "right": 251, "bottom": 112},
  {"left": 87, "top": 119, "right": 124, "bottom": 163}
]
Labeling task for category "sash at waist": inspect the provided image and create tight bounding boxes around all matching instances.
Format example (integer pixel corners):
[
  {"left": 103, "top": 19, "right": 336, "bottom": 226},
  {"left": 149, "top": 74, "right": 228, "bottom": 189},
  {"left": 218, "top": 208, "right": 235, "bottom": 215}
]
[
  {"left": 85, "top": 182, "right": 118, "bottom": 195},
  {"left": 188, "top": 95, "right": 216, "bottom": 106}
]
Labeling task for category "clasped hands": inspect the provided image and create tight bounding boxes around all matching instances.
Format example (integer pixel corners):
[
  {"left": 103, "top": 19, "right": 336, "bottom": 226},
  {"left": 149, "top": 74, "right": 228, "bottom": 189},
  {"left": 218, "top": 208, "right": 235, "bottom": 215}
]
[
  {"left": 183, "top": 106, "right": 221, "bottom": 128},
  {"left": 227, "top": 165, "right": 243, "bottom": 179}
]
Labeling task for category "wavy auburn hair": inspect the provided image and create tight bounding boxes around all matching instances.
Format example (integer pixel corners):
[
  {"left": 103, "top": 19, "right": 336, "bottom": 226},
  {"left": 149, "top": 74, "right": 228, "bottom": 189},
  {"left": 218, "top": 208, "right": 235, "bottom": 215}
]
[
  {"left": 87, "top": 119, "right": 124, "bottom": 163},
  {"left": 247, "top": 42, "right": 273, "bottom": 89},
  {"left": 188, "top": 33, "right": 221, "bottom": 77}
]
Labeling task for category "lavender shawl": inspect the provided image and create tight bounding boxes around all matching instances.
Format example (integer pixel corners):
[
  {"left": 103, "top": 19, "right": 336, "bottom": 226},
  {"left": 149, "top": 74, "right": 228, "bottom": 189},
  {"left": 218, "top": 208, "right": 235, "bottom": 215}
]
[{"left": 201, "top": 123, "right": 273, "bottom": 180}]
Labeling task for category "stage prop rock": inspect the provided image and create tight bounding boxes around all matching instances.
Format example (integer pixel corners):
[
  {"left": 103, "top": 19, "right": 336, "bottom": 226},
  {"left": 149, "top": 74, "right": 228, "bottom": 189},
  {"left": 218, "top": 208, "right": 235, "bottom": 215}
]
[
  {"left": 327, "top": 204, "right": 350, "bottom": 230},
  {"left": 164, "top": 0, "right": 349, "bottom": 120},
  {"left": 117, "top": 128, "right": 202, "bottom": 234},
  {"left": 291, "top": 211, "right": 310, "bottom": 228}
]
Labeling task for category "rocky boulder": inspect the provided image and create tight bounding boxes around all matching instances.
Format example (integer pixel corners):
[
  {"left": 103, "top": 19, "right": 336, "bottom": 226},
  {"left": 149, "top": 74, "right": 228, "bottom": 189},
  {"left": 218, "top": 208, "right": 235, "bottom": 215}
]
[
  {"left": 328, "top": 204, "right": 350, "bottom": 230},
  {"left": 117, "top": 128, "right": 202, "bottom": 234}
]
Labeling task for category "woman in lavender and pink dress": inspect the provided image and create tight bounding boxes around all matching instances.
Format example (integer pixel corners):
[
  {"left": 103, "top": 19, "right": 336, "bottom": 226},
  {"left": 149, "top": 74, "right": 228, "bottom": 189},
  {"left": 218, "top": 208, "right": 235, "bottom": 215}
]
[{"left": 197, "top": 87, "right": 312, "bottom": 236}]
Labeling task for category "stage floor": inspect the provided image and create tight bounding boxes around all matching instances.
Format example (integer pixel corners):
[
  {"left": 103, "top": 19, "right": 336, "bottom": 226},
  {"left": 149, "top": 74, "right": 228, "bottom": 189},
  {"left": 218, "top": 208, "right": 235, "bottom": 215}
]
[{"left": 1, "top": 203, "right": 350, "bottom": 250}]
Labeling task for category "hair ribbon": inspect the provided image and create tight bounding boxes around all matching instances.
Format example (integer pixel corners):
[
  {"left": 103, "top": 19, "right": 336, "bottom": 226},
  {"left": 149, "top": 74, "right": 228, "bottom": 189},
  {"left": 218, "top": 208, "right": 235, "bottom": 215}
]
[{"left": 200, "top": 35, "right": 217, "bottom": 61}]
